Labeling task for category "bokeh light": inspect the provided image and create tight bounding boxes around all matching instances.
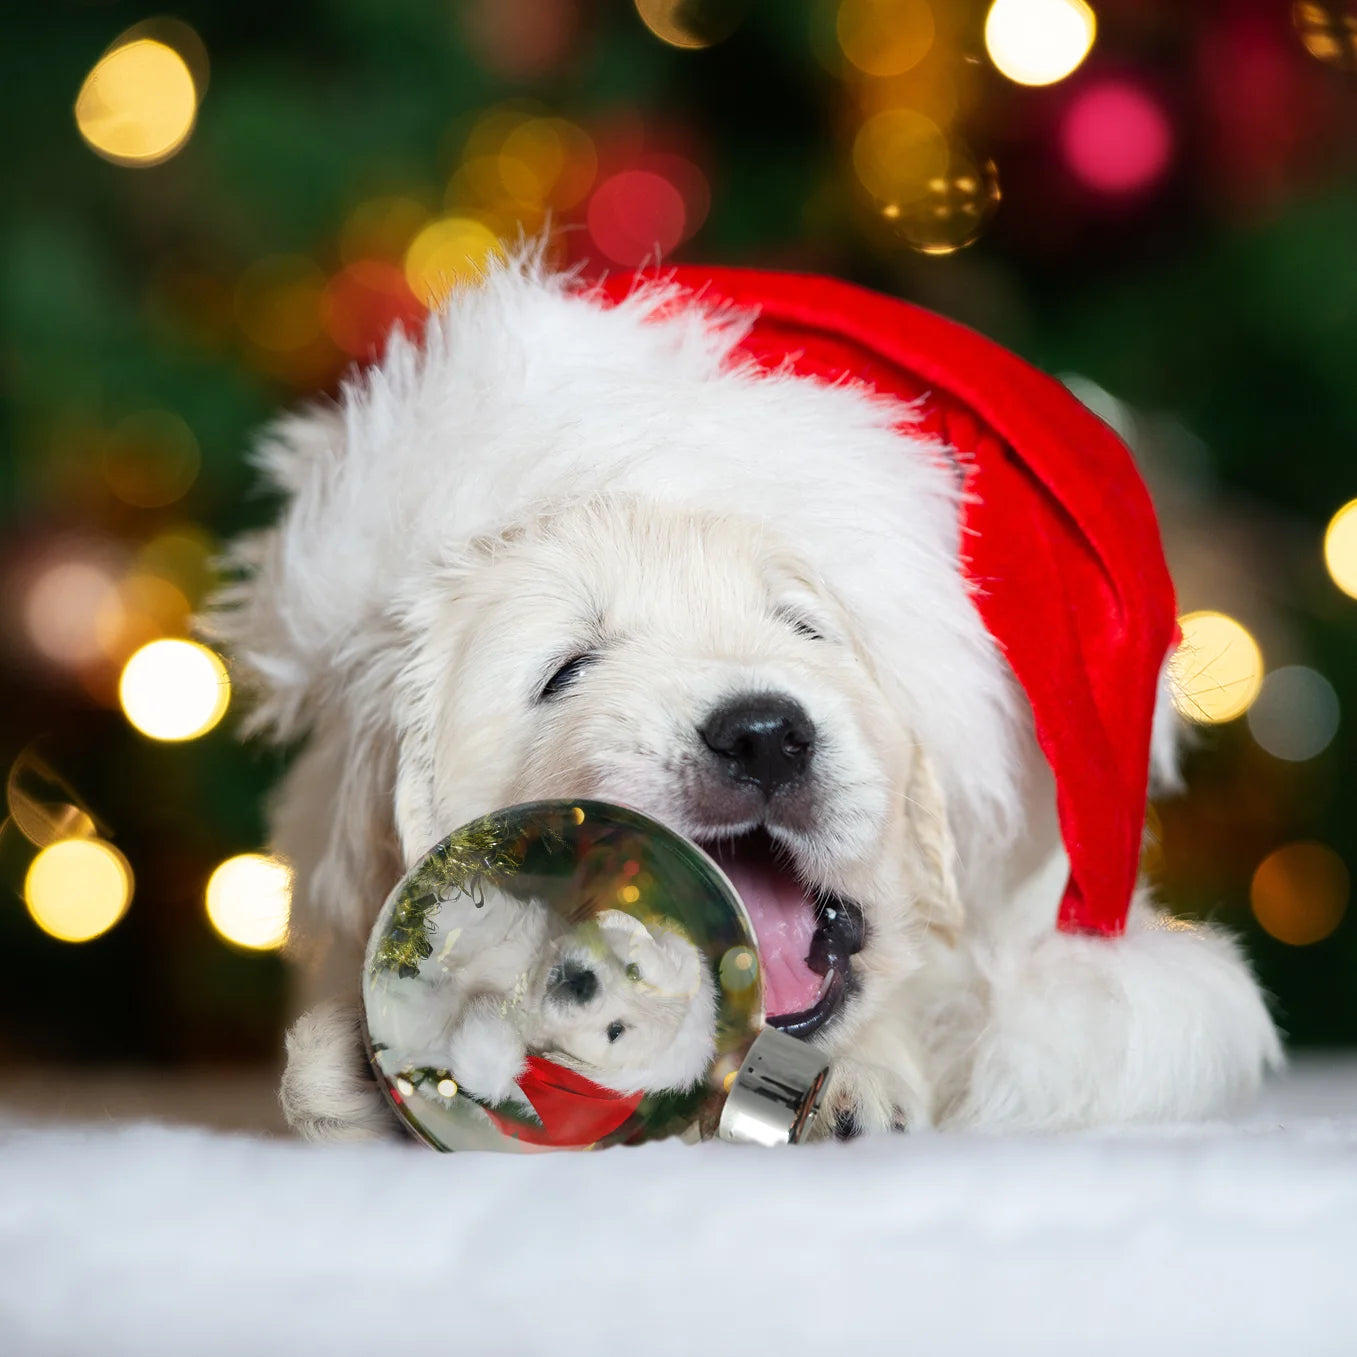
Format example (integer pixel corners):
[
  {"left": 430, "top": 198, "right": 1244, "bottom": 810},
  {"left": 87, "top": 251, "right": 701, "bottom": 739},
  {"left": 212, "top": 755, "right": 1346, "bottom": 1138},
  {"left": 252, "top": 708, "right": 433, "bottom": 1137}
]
[
  {"left": 339, "top": 196, "right": 431, "bottom": 265},
  {"left": 1323, "top": 498, "right": 1357, "bottom": 598},
  {"left": 837, "top": 0, "right": 935, "bottom": 78},
  {"left": 322, "top": 260, "right": 425, "bottom": 361},
  {"left": 119, "top": 639, "right": 230, "bottom": 741},
  {"left": 1061, "top": 79, "right": 1174, "bottom": 194},
  {"left": 25, "top": 559, "right": 120, "bottom": 668},
  {"left": 1169, "top": 610, "right": 1264, "bottom": 724},
  {"left": 634, "top": 0, "right": 746, "bottom": 49},
  {"left": 101, "top": 410, "right": 200, "bottom": 509},
  {"left": 74, "top": 38, "right": 199, "bottom": 167},
  {"left": 1251, "top": 842, "right": 1349, "bottom": 946},
  {"left": 205, "top": 854, "right": 292, "bottom": 951},
  {"left": 403, "top": 217, "right": 502, "bottom": 306},
  {"left": 883, "top": 150, "right": 1001, "bottom": 254},
  {"left": 24, "top": 839, "right": 133, "bottom": 943},
  {"left": 984, "top": 0, "right": 1096, "bottom": 87},
  {"left": 1293, "top": 2, "right": 1357, "bottom": 72},
  {"left": 135, "top": 527, "right": 217, "bottom": 607},
  {"left": 1247, "top": 666, "right": 1340, "bottom": 762},
  {"left": 853, "top": 108, "right": 950, "bottom": 206},
  {"left": 96, "top": 573, "right": 192, "bottom": 666},
  {"left": 586, "top": 170, "right": 687, "bottom": 265},
  {"left": 235, "top": 255, "right": 327, "bottom": 353},
  {"left": 7, "top": 750, "right": 97, "bottom": 849}
]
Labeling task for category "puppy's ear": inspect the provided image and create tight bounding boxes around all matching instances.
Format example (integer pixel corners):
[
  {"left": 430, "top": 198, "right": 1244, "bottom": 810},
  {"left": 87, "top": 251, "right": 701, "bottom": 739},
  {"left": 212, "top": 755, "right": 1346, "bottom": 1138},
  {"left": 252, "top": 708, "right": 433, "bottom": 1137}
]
[
  {"left": 904, "top": 744, "right": 964, "bottom": 937},
  {"left": 596, "top": 910, "right": 702, "bottom": 998}
]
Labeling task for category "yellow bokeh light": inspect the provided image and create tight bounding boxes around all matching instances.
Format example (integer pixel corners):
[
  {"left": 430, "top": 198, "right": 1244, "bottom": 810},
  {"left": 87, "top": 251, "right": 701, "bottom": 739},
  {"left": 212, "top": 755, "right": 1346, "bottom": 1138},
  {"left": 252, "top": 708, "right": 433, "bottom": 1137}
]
[
  {"left": 1251, "top": 842, "right": 1349, "bottom": 947},
  {"left": 1168, "top": 610, "right": 1264, "bottom": 725},
  {"left": 837, "top": 0, "right": 935, "bottom": 78},
  {"left": 119, "top": 639, "right": 230, "bottom": 741},
  {"left": 852, "top": 108, "right": 950, "bottom": 205},
  {"left": 403, "top": 217, "right": 502, "bottom": 306},
  {"left": 634, "top": 0, "right": 741, "bottom": 49},
  {"left": 206, "top": 854, "right": 291, "bottom": 950},
  {"left": 235, "top": 255, "right": 327, "bottom": 353},
  {"left": 1323, "top": 498, "right": 1357, "bottom": 599},
  {"left": 984, "top": 0, "right": 1096, "bottom": 87},
  {"left": 75, "top": 38, "right": 198, "bottom": 167},
  {"left": 25, "top": 838, "right": 132, "bottom": 943}
]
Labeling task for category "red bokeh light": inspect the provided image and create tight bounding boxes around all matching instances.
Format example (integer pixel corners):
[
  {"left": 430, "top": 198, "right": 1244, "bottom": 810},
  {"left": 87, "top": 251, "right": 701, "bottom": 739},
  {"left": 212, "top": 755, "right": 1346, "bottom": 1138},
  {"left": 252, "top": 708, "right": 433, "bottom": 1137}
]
[
  {"left": 1061, "top": 79, "right": 1173, "bottom": 195},
  {"left": 586, "top": 170, "right": 687, "bottom": 266},
  {"left": 322, "top": 261, "right": 426, "bottom": 362}
]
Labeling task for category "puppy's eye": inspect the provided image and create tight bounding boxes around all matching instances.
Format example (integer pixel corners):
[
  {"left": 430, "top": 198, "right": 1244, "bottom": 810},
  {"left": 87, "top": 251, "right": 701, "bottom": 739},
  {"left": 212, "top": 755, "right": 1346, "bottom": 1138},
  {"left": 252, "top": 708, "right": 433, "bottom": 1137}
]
[
  {"left": 775, "top": 609, "right": 826, "bottom": 642},
  {"left": 606, "top": 1020, "right": 626, "bottom": 1043},
  {"left": 538, "top": 652, "right": 597, "bottom": 701},
  {"left": 625, "top": 962, "right": 641, "bottom": 982}
]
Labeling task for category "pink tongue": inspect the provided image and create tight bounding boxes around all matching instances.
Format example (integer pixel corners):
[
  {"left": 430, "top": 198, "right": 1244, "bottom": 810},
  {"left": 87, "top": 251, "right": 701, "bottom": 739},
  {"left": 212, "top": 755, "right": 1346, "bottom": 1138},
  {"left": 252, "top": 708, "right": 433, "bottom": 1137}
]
[{"left": 709, "top": 839, "right": 822, "bottom": 1017}]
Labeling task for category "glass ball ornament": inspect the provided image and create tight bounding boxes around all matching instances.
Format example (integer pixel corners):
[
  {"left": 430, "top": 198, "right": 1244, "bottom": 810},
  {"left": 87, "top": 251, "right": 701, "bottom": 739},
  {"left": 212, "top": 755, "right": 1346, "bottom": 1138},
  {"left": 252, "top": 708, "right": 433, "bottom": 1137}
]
[
  {"left": 880, "top": 151, "right": 1001, "bottom": 256},
  {"left": 1293, "top": 2, "right": 1357, "bottom": 72},
  {"left": 362, "top": 800, "right": 829, "bottom": 1152}
]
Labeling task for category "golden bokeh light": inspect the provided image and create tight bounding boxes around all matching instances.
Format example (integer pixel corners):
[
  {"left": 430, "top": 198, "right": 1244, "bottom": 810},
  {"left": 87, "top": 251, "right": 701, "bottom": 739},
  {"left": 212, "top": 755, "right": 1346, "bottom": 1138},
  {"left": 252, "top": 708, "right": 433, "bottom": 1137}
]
[
  {"left": 1293, "top": 2, "right": 1357, "bottom": 72},
  {"left": 498, "top": 117, "right": 598, "bottom": 212},
  {"left": 984, "top": 0, "right": 1096, "bottom": 87},
  {"left": 837, "top": 0, "right": 935, "bottom": 78},
  {"left": 119, "top": 639, "right": 230, "bottom": 741},
  {"left": 1323, "top": 498, "right": 1357, "bottom": 599},
  {"left": 101, "top": 410, "right": 200, "bottom": 508},
  {"left": 205, "top": 853, "right": 292, "bottom": 951},
  {"left": 853, "top": 108, "right": 950, "bottom": 205},
  {"left": 7, "top": 750, "right": 97, "bottom": 849},
  {"left": 75, "top": 38, "right": 198, "bottom": 167},
  {"left": 634, "top": 0, "right": 745, "bottom": 49},
  {"left": 403, "top": 216, "right": 502, "bottom": 306},
  {"left": 235, "top": 255, "right": 327, "bottom": 353},
  {"left": 25, "top": 838, "right": 133, "bottom": 943},
  {"left": 1168, "top": 610, "right": 1264, "bottom": 724},
  {"left": 339, "top": 196, "right": 431, "bottom": 265},
  {"left": 25, "top": 559, "right": 120, "bottom": 667},
  {"left": 96, "top": 573, "right": 193, "bottom": 665},
  {"left": 883, "top": 150, "right": 1001, "bottom": 254},
  {"left": 1251, "top": 842, "right": 1349, "bottom": 947},
  {"left": 136, "top": 526, "right": 217, "bottom": 606}
]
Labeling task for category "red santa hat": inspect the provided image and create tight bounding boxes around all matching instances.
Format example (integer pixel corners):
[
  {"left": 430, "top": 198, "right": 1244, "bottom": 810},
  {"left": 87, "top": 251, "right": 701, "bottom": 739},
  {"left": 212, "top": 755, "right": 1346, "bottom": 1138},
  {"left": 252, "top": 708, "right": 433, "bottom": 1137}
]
[
  {"left": 484, "top": 1055, "right": 644, "bottom": 1148},
  {"left": 597, "top": 268, "right": 1178, "bottom": 939}
]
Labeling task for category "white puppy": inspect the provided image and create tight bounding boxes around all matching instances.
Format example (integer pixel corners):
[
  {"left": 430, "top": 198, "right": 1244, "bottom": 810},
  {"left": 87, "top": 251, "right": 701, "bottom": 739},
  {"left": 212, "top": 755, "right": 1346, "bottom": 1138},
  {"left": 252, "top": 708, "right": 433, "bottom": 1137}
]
[{"left": 209, "top": 256, "right": 1281, "bottom": 1142}]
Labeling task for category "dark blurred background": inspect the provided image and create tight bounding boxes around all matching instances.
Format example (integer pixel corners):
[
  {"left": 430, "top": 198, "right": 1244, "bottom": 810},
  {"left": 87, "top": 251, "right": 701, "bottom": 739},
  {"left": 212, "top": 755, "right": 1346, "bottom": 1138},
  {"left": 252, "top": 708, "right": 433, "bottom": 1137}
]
[{"left": 3, "top": 0, "right": 1356, "bottom": 1124}]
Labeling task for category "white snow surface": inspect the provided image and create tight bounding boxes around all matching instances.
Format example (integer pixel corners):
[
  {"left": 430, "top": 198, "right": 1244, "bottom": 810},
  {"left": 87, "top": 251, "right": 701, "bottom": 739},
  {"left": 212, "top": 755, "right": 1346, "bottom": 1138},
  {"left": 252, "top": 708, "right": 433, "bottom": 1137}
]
[{"left": 3, "top": 1061, "right": 1356, "bottom": 1356}]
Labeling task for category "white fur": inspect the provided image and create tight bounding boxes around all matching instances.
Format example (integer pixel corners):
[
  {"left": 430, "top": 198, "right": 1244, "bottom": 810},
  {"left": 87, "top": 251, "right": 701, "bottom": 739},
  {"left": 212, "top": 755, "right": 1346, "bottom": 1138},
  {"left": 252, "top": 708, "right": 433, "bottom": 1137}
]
[{"left": 206, "top": 253, "right": 1281, "bottom": 1143}]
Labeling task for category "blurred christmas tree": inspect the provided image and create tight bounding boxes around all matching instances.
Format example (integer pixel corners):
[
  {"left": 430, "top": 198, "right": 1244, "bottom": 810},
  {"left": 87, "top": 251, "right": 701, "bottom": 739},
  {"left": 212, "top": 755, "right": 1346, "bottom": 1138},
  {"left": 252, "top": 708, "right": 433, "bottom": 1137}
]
[{"left": 2, "top": 0, "right": 1356, "bottom": 1065}]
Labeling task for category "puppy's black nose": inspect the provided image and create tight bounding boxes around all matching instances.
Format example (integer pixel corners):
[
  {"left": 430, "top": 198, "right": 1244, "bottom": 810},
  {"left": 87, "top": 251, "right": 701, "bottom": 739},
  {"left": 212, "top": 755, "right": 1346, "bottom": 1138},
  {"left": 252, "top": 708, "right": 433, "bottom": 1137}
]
[
  {"left": 700, "top": 695, "right": 814, "bottom": 795},
  {"left": 551, "top": 961, "right": 598, "bottom": 1005}
]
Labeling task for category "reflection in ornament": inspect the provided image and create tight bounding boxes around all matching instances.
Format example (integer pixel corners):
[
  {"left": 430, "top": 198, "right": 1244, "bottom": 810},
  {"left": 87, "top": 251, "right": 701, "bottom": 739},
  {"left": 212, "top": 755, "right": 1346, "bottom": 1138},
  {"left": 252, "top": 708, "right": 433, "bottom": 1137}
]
[
  {"left": 1293, "top": 2, "right": 1357, "bottom": 71},
  {"left": 883, "top": 152, "right": 1001, "bottom": 254}
]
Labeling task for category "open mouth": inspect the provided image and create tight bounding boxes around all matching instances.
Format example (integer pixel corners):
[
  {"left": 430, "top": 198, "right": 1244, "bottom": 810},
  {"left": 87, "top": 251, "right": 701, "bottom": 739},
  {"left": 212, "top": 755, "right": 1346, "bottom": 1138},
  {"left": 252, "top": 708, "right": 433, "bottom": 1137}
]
[{"left": 702, "top": 828, "right": 865, "bottom": 1037}]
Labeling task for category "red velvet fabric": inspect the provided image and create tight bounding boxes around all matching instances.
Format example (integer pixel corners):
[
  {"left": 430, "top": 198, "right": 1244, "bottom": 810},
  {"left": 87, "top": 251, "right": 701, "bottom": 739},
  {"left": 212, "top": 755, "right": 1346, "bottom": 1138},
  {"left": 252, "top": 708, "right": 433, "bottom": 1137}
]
[
  {"left": 596, "top": 269, "right": 1177, "bottom": 937},
  {"left": 484, "top": 1056, "right": 643, "bottom": 1148}
]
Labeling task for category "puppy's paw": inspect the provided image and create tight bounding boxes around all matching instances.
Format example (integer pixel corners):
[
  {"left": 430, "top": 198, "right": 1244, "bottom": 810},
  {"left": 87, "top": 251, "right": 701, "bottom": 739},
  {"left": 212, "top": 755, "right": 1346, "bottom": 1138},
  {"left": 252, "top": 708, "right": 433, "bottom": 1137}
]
[
  {"left": 280, "top": 999, "right": 396, "bottom": 1142},
  {"left": 445, "top": 999, "right": 529, "bottom": 1106},
  {"left": 815, "top": 1059, "right": 920, "bottom": 1140}
]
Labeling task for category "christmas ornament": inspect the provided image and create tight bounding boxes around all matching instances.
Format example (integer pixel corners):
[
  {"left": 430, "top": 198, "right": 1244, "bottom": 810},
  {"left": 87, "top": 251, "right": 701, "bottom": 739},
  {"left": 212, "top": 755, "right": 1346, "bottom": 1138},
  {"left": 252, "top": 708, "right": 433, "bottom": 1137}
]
[{"left": 363, "top": 800, "right": 829, "bottom": 1152}]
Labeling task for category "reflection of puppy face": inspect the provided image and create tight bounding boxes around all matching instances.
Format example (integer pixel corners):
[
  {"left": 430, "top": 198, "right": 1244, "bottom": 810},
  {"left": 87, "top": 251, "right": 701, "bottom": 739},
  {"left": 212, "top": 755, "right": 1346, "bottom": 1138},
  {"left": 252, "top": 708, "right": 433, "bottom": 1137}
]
[{"left": 530, "top": 910, "right": 715, "bottom": 1094}]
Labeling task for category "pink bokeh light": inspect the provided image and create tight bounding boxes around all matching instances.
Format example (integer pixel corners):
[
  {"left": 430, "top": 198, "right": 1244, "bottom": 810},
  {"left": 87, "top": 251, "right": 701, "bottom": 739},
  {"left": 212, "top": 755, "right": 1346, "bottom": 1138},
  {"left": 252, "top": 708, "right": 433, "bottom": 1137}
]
[
  {"left": 586, "top": 170, "right": 687, "bottom": 266},
  {"left": 1061, "top": 79, "right": 1174, "bottom": 195}
]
